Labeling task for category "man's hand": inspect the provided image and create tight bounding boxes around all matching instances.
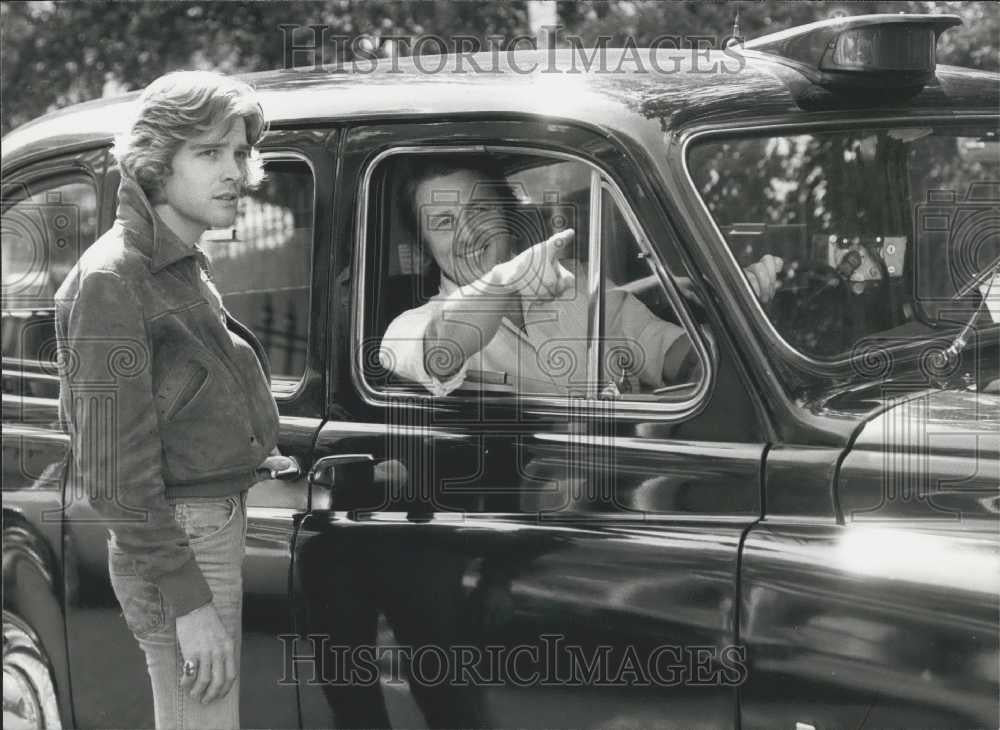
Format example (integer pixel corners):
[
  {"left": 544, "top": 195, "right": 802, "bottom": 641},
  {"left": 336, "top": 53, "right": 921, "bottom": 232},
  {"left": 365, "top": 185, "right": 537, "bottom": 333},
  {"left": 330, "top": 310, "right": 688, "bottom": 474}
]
[
  {"left": 744, "top": 254, "right": 784, "bottom": 303},
  {"left": 176, "top": 602, "right": 237, "bottom": 705},
  {"left": 423, "top": 229, "right": 575, "bottom": 383},
  {"left": 255, "top": 450, "right": 298, "bottom": 480},
  {"left": 491, "top": 228, "right": 575, "bottom": 300}
]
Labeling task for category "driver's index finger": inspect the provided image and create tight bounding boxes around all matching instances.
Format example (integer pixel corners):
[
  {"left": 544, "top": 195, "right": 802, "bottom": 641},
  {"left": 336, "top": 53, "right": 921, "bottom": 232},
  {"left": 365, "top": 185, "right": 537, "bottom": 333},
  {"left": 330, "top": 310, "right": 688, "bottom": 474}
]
[{"left": 545, "top": 228, "right": 575, "bottom": 260}]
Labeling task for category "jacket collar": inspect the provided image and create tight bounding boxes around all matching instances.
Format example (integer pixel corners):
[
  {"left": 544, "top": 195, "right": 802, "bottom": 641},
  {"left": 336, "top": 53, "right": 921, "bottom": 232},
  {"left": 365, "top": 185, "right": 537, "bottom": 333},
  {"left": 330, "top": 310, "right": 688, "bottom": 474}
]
[{"left": 116, "top": 173, "right": 207, "bottom": 274}]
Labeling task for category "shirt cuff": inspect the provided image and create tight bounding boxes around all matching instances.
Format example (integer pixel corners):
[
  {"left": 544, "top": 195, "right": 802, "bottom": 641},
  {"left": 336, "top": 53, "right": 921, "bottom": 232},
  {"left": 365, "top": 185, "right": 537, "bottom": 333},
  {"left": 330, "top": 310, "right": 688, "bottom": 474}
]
[
  {"left": 423, "top": 361, "right": 470, "bottom": 397},
  {"left": 379, "top": 336, "right": 469, "bottom": 396},
  {"left": 157, "top": 556, "right": 213, "bottom": 616}
]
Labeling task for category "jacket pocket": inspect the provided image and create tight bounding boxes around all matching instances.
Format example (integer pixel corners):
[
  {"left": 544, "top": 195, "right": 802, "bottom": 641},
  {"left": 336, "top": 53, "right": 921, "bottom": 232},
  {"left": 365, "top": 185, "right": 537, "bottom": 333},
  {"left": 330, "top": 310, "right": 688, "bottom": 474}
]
[
  {"left": 152, "top": 322, "right": 262, "bottom": 480},
  {"left": 161, "top": 361, "right": 210, "bottom": 423}
]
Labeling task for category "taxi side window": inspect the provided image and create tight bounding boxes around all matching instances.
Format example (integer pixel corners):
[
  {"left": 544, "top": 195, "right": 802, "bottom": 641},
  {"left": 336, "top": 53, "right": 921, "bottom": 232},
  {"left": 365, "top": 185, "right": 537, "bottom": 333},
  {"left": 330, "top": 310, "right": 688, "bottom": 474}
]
[
  {"left": 364, "top": 150, "right": 702, "bottom": 403},
  {"left": 199, "top": 157, "right": 313, "bottom": 388},
  {"left": 2, "top": 176, "right": 98, "bottom": 369}
]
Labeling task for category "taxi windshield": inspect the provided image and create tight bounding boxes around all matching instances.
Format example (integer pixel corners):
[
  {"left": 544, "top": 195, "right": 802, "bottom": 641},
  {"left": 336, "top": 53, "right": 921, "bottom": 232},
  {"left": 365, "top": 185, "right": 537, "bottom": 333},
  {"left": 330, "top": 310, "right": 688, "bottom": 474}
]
[{"left": 687, "top": 125, "right": 1000, "bottom": 360}]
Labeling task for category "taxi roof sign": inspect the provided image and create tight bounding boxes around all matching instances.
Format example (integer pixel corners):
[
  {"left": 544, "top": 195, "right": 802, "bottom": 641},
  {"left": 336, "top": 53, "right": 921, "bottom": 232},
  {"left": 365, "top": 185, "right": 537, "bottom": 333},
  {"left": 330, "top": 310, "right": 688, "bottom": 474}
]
[{"left": 744, "top": 14, "right": 962, "bottom": 90}]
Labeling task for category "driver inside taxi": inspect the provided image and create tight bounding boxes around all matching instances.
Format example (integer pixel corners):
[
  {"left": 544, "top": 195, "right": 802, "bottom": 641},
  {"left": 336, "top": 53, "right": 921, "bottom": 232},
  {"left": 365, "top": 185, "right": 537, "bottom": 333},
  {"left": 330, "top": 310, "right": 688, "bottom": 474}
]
[{"left": 379, "top": 158, "right": 783, "bottom": 396}]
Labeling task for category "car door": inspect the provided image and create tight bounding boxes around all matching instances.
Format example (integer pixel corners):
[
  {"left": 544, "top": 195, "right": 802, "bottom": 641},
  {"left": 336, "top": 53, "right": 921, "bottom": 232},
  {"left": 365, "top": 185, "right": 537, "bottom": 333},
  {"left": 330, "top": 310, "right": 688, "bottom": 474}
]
[{"left": 293, "top": 120, "right": 767, "bottom": 730}]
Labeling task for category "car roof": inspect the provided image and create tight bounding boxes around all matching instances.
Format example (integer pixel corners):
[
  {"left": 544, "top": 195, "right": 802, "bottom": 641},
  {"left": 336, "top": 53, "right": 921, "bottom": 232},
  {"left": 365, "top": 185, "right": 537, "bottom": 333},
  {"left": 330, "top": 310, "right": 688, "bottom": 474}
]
[{"left": 3, "top": 48, "right": 998, "bottom": 170}]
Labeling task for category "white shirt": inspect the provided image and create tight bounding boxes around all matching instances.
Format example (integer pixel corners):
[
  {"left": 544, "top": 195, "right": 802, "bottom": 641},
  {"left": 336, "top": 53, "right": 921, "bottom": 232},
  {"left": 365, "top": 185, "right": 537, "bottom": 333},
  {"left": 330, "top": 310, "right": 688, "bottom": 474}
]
[{"left": 379, "top": 260, "right": 688, "bottom": 396}]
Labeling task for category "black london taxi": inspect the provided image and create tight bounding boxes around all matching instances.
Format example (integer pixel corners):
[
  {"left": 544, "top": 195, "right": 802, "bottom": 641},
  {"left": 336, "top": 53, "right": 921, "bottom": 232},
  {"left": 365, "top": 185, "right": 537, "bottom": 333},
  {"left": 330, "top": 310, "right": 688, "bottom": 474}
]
[{"left": 3, "top": 13, "right": 998, "bottom": 730}]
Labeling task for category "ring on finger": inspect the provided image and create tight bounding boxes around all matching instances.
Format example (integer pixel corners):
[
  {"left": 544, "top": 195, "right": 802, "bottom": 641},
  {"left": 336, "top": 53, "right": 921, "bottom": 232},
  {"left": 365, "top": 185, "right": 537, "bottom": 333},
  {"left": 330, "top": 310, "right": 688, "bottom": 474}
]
[{"left": 182, "top": 659, "right": 198, "bottom": 677}]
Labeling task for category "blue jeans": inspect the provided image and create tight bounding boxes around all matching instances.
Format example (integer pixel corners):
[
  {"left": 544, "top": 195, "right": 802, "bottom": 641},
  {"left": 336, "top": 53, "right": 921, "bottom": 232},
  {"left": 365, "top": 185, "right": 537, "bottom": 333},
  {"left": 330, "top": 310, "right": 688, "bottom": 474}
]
[{"left": 108, "top": 490, "right": 248, "bottom": 730}]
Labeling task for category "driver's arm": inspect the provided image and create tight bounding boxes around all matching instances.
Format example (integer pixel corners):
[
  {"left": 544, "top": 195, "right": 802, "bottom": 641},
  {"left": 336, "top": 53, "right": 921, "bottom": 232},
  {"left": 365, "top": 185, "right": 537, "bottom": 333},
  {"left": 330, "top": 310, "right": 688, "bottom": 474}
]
[
  {"left": 423, "top": 230, "right": 575, "bottom": 381},
  {"left": 424, "top": 287, "right": 517, "bottom": 382},
  {"left": 610, "top": 254, "right": 783, "bottom": 389},
  {"left": 607, "top": 287, "right": 691, "bottom": 388}
]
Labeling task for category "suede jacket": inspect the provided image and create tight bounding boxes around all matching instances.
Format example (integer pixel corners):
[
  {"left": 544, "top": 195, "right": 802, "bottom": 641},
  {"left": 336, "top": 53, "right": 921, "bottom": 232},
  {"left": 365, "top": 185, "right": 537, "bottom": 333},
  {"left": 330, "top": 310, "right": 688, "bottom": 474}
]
[{"left": 54, "top": 173, "right": 279, "bottom": 615}]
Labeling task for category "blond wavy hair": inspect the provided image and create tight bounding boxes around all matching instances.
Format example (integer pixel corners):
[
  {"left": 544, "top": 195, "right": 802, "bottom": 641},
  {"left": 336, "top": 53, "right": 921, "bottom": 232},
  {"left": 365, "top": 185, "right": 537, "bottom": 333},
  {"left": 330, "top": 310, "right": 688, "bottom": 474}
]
[{"left": 112, "top": 70, "right": 267, "bottom": 202}]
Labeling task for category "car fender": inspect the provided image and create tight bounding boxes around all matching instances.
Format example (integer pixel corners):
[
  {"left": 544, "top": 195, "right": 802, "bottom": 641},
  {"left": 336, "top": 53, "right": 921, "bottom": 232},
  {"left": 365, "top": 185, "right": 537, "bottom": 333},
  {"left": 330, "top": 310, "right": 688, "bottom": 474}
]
[{"left": 3, "top": 509, "right": 74, "bottom": 728}]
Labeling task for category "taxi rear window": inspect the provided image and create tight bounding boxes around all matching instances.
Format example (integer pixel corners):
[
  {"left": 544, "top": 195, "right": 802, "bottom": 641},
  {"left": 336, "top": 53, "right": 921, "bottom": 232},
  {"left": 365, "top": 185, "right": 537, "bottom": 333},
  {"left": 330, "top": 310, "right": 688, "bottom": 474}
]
[{"left": 687, "top": 125, "right": 1000, "bottom": 360}]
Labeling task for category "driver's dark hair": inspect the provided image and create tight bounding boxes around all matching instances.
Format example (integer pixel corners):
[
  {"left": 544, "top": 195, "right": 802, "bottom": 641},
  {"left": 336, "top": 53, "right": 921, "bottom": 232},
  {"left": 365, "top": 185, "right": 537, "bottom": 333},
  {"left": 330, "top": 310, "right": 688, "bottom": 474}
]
[{"left": 396, "top": 154, "right": 519, "bottom": 239}]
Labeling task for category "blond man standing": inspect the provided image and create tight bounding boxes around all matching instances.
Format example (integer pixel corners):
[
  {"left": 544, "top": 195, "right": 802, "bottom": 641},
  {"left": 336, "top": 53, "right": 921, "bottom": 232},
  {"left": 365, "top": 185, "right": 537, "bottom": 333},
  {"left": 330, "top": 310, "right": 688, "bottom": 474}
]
[{"left": 55, "top": 71, "right": 289, "bottom": 729}]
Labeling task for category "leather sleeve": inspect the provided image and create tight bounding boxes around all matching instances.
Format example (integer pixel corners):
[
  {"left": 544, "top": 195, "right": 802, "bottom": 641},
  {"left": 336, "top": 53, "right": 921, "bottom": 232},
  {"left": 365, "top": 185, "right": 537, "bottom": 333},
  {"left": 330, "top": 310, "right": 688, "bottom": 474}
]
[{"left": 57, "top": 269, "right": 212, "bottom": 616}]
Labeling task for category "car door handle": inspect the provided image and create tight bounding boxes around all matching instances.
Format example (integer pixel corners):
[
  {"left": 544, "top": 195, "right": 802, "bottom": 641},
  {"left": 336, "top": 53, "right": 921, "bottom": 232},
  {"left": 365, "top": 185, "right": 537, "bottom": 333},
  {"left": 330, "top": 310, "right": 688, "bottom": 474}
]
[{"left": 308, "top": 454, "right": 375, "bottom": 488}]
